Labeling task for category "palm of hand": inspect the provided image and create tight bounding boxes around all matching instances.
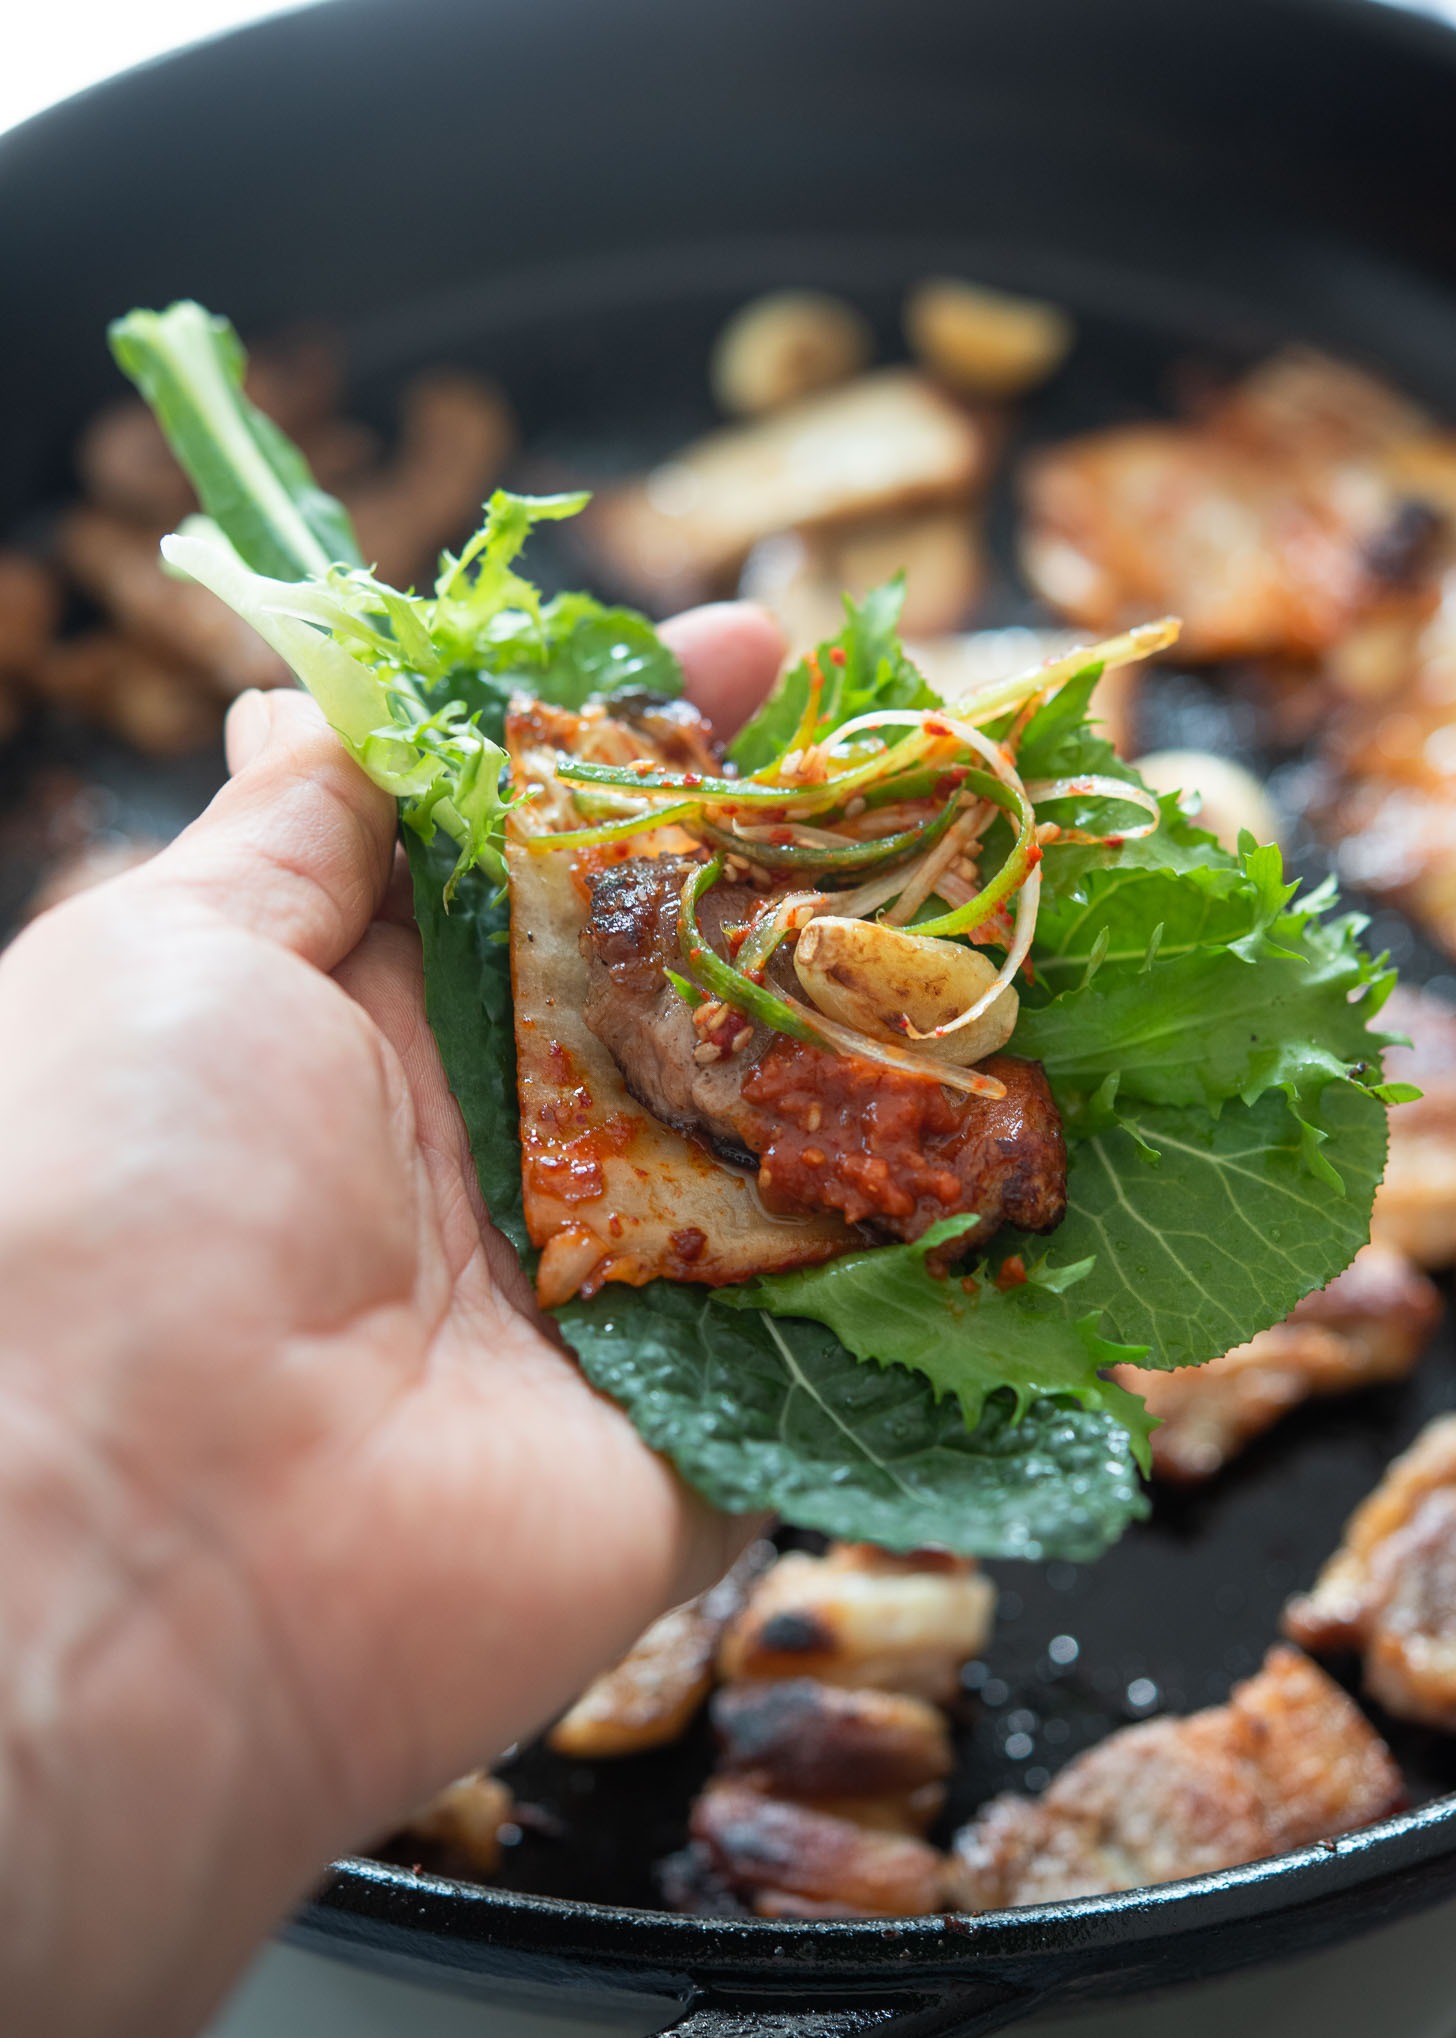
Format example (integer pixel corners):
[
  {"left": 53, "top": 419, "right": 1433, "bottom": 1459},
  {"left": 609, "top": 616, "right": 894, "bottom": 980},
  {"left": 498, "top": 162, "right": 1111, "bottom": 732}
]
[{"left": 0, "top": 609, "right": 776, "bottom": 1994}]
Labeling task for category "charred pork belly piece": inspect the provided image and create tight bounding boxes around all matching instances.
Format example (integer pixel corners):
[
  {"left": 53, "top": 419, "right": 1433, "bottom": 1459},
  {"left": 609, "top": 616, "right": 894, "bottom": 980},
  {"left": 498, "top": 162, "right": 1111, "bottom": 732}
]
[
  {"left": 580, "top": 856, "right": 1066, "bottom": 1243},
  {"left": 711, "top": 1677, "right": 954, "bottom": 1801},
  {"left": 1112, "top": 1243, "right": 1441, "bottom": 1484},
  {"left": 548, "top": 1549, "right": 766, "bottom": 1760},
  {"left": 1372, "top": 986, "right": 1456, "bottom": 1268},
  {"left": 508, "top": 704, "right": 848, "bottom": 1306},
  {"left": 1020, "top": 349, "right": 1430, "bottom": 663},
  {"left": 950, "top": 1647, "right": 1402, "bottom": 1911},
  {"left": 690, "top": 1779, "right": 951, "bottom": 1918},
  {"left": 668, "top": 1544, "right": 986, "bottom": 1917},
  {"left": 580, "top": 854, "right": 769, "bottom": 1166},
  {"left": 718, "top": 1543, "right": 995, "bottom": 1706},
  {"left": 1285, "top": 1414, "right": 1456, "bottom": 1731}
]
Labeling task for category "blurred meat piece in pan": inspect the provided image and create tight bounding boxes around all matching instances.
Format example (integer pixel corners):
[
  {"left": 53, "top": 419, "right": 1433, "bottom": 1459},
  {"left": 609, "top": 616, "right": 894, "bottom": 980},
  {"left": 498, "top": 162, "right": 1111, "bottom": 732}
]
[
  {"left": 1286, "top": 1414, "right": 1456, "bottom": 1732},
  {"left": 1021, "top": 349, "right": 1433, "bottom": 662},
  {"left": 1372, "top": 985, "right": 1456, "bottom": 1269},
  {"left": 589, "top": 370, "right": 991, "bottom": 609},
  {"left": 950, "top": 1646, "right": 1402, "bottom": 1910},
  {"left": 718, "top": 1542, "right": 996, "bottom": 1706},
  {"left": 548, "top": 1547, "right": 770, "bottom": 1760},
  {"left": 1113, "top": 1243, "right": 1441, "bottom": 1484}
]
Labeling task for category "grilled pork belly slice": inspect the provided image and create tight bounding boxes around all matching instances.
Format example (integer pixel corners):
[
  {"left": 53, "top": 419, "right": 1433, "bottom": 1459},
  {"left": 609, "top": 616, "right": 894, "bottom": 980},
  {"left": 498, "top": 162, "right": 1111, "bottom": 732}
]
[
  {"left": 685, "top": 1777, "right": 946, "bottom": 1915},
  {"left": 1020, "top": 349, "right": 1431, "bottom": 663},
  {"left": 718, "top": 1543, "right": 996, "bottom": 1706},
  {"left": 1372, "top": 986, "right": 1456, "bottom": 1269},
  {"left": 711, "top": 1677, "right": 954, "bottom": 1800},
  {"left": 506, "top": 701, "right": 850, "bottom": 1307},
  {"left": 1285, "top": 1414, "right": 1456, "bottom": 1731},
  {"left": 580, "top": 855, "right": 1066, "bottom": 1244},
  {"left": 690, "top": 1779, "right": 951, "bottom": 1918},
  {"left": 950, "top": 1646, "right": 1402, "bottom": 1911},
  {"left": 1112, "top": 1243, "right": 1440, "bottom": 1484}
]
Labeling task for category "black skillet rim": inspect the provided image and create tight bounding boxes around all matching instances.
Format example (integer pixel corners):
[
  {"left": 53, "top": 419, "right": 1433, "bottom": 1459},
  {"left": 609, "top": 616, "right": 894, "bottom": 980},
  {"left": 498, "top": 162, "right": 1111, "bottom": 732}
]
[{"left": 299, "top": 1791, "right": 1456, "bottom": 1994}]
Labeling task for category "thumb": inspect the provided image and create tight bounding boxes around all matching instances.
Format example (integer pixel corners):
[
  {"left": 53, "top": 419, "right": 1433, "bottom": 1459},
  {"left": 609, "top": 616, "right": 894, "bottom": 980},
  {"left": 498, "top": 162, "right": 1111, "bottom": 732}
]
[{"left": 136, "top": 688, "right": 398, "bottom": 972}]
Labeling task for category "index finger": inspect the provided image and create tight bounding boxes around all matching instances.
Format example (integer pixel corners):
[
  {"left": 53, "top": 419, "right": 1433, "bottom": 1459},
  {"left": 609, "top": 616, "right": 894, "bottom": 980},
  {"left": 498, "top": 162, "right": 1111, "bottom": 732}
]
[{"left": 659, "top": 602, "right": 785, "bottom": 741}]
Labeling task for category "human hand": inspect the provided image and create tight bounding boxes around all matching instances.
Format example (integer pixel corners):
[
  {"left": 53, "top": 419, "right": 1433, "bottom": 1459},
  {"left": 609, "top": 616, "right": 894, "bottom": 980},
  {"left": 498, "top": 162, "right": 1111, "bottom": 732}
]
[{"left": 0, "top": 602, "right": 782, "bottom": 2038}]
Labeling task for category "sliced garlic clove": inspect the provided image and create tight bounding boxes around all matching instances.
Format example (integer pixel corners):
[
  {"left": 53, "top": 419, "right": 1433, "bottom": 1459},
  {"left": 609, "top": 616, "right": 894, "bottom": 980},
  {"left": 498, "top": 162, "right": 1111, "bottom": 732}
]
[{"left": 793, "top": 916, "right": 1018, "bottom": 1068}]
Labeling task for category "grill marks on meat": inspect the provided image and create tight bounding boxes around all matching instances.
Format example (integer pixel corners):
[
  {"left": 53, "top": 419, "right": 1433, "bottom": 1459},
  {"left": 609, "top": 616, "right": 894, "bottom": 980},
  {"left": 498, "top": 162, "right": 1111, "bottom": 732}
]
[
  {"left": 717, "top": 1542, "right": 996, "bottom": 1706},
  {"left": 1112, "top": 1243, "right": 1441, "bottom": 1484},
  {"left": 1285, "top": 1414, "right": 1456, "bottom": 1731},
  {"left": 579, "top": 854, "right": 766, "bottom": 1165},
  {"left": 712, "top": 1679, "right": 953, "bottom": 1800},
  {"left": 689, "top": 1780, "right": 950, "bottom": 1918},
  {"left": 950, "top": 1646, "right": 1403, "bottom": 1911},
  {"left": 580, "top": 855, "right": 1066, "bottom": 1244}
]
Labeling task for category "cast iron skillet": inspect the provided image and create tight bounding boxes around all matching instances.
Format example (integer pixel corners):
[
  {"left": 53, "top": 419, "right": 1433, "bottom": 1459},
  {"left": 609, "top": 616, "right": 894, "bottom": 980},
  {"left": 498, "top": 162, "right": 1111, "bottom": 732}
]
[{"left": 4, "top": 0, "right": 1456, "bottom": 2029}]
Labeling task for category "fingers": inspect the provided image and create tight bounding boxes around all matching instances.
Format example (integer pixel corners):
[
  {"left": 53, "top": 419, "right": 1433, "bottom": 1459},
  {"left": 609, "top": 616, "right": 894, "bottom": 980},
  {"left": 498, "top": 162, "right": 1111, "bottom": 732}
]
[
  {"left": 661, "top": 601, "right": 784, "bottom": 740},
  {"left": 134, "top": 689, "right": 398, "bottom": 973}
]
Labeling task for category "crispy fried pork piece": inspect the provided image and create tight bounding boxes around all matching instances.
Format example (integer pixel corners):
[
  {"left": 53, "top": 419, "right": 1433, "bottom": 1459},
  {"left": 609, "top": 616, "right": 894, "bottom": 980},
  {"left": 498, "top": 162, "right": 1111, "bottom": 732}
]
[
  {"left": 1020, "top": 350, "right": 1426, "bottom": 662},
  {"left": 548, "top": 1551, "right": 766, "bottom": 1760},
  {"left": 1373, "top": 986, "right": 1456, "bottom": 1269},
  {"left": 712, "top": 1677, "right": 953, "bottom": 1799},
  {"left": 1285, "top": 1414, "right": 1456, "bottom": 1730},
  {"left": 1113, "top": 1243, "right": 1441, "bottom": 1484},
  {"left": 691, "top": 1779, "right": 950, "bottom": 1917},
  {"left": 401, "top": 1772, "right": 513, "bottom": 1876},
  {"left": 590, "top": 369, "right": 990, "bottom": 607},
  {"left": 1320, "top": 579, "right": 1456, "bottom": 959},
  {"left": 580, "top": 856, "right": 1066, "bottom": 1244},
  {"left": 718, "top": 1544, "right": 995, "bottom": 1706},
  {"left": 950, "top": 1646, "right": 1402, "bottom": 1911}
]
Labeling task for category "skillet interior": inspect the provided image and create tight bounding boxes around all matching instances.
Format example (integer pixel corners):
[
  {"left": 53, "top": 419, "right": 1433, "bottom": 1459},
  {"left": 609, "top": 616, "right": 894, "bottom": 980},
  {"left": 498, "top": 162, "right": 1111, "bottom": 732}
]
[{"left": 5, "top": 257, "right": 1456, "bottom": 1910}]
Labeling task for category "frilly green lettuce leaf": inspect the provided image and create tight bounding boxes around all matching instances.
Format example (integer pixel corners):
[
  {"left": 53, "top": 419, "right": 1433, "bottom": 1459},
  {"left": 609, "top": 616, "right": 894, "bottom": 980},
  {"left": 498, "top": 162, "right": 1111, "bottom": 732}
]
[
  {"left": 724, "top": 1221, "right": 1154, "bottom": 1457},
  {"left": 728, "top": 577, "right": 937, "bottom": 774}
]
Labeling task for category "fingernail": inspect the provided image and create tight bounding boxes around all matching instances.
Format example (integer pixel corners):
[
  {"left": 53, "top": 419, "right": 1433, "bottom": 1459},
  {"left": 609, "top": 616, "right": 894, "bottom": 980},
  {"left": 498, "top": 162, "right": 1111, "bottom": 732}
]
[{"left": 224, "top": 690, "right": 272, "bottom": 775}]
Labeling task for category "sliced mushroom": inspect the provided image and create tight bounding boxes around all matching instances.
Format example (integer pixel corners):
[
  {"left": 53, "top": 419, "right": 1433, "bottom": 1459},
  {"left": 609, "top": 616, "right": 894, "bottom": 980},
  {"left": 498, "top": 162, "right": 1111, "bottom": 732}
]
[
  {"left": 590, "top": 369, "right": 990, "bottom": 608},
  {"left": 710, "top": 291, "right": 873, "bottom": 417},
  {"left": 905, "top": 278, "right": 1073, "bottom": 399}
]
